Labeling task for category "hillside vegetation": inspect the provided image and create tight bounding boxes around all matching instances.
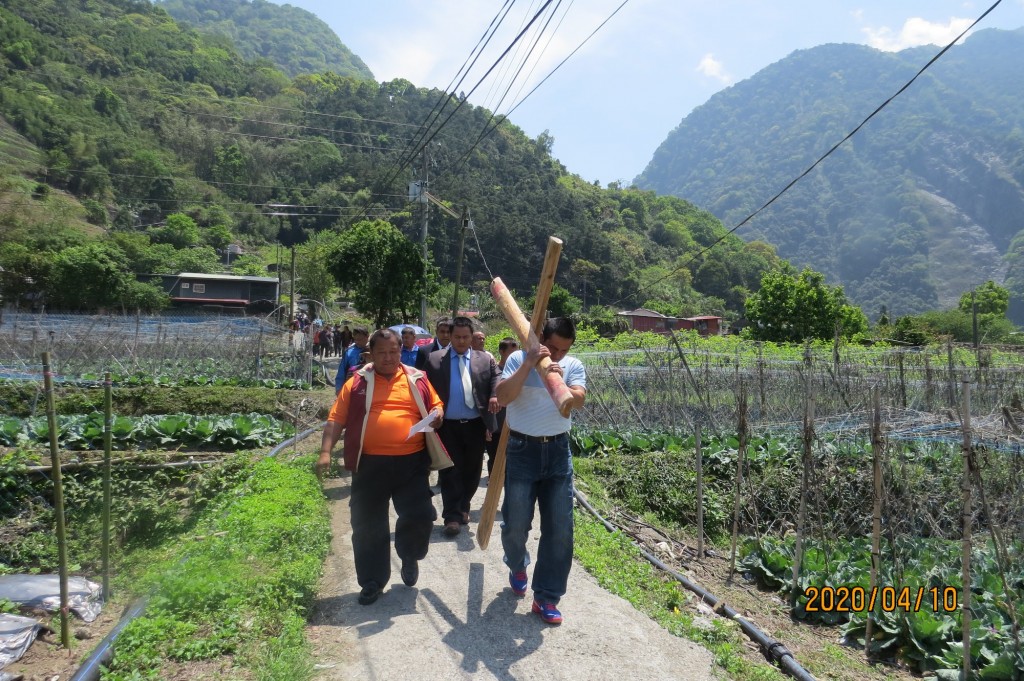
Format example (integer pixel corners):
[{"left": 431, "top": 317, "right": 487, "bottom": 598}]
[
  {"left": 0, "top": 0, "right": 783, "bottom": 321},
  {"left": 636, "top": 28, "right": 1024, "bottom": 321},
  {"left": 157, "top": 0, "right": 374, "bottom": 80}
]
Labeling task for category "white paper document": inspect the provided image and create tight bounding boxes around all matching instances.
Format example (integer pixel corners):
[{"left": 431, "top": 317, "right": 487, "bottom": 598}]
[{"left": 407, "top": 408, "right": 442, "bottom": 440}]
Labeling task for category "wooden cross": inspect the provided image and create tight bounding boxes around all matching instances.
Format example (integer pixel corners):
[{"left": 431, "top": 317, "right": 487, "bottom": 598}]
[{"left": 477, "top": 236, "right": 573, "bottom": 549}]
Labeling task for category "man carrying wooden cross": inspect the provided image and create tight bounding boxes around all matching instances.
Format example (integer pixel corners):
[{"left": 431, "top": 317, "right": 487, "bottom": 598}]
[{"left": 495, "top": 316, "right": 586, "bottom": 625}]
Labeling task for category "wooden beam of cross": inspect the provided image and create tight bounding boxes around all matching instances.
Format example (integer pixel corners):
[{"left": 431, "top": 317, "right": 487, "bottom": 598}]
[{"left": 477, "top": 236, "right": 571, "bottom": 549}]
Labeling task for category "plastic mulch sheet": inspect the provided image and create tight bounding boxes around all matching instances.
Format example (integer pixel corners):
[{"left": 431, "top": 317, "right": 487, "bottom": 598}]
[
  {"left": 0, "top": 612, "right": 44, "bottom": 670},
  {"left": 0, "top": 574, "right": 103, "bottom": 623}
]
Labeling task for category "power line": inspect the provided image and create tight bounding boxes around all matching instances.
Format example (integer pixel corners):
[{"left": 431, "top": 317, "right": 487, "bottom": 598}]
[
  {"left": 606, "top": 0, "right": 1003, "bottom": 311},
  {"left": 376, "top": 0, "right": 557, "bottom": 201},
  {"left": 438, "top": 0, "right": 629, "bottom": 182}
]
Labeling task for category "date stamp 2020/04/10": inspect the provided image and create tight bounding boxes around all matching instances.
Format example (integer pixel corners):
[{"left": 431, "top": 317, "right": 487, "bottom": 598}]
[{"left": 803, "top": 586, "right": 959, "bottom": 613}]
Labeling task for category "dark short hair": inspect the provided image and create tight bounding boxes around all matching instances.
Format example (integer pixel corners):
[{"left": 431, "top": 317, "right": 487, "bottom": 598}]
[
  {"left": 451, "top": 316, "right": 475, "bottom": 332},
  {"left": 541, "top": 317, "right": 576, "bottom": 342},
  {"left": 401, "top": 326, "right": 416, "bottom": 336},
  {"left": 351, "top": 325, "right": 369, "bottom": 337},
  {"left": 498, "top": 337, "right": 519, "bottom": 353},
  {"left": 434, "top": 317, "right": 452, "bottom": 333},
  {"left": 368, "top": 328, "right": 399, "bottom": 349}
]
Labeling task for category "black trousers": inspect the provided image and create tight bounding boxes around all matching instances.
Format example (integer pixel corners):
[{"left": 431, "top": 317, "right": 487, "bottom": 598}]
[
  {"left": 438, "top": 418, "right": 487, "bottom": 523},
  {"left": 485, "top": 408, "right": 507, "bottom": 473},
  {"left": 350, "top": 451, "right": 433, "bottom": 589}
]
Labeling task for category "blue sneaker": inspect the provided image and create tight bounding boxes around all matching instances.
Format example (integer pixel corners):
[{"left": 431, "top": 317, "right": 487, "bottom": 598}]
[
  {"left": 509, "top": 570, "right": 528, "bottom": 596},
  {"left": 532, "top": 600, "right": 562, "bottom": 625}
]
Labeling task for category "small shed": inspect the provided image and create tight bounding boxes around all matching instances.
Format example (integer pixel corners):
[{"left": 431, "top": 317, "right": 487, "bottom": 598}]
[
  {"left": 679, "top": 315, "right": 723, "bottom": 336},
  {"left": 616, "top": 309, "right": 724, "bottom": 336},
  {"left": 616, "top": 308, "right": 678, "bottom": 333},
  {"left": 142, "top": 273, "right": 279, "bottom": 310}
]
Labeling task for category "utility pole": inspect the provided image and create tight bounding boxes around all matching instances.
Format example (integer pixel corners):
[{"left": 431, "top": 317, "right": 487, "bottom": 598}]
[
  {"left": 451, "top": 209, "right": 470, "bottom": 319},
  {"left": 289, "top": 246, "right": 296, "bottom": 327},
  {"left": 419, "top": 151, "right": 429, "bottom": 327}
]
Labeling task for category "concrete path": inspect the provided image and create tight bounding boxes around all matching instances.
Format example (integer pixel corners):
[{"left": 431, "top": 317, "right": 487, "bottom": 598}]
[{"left": 307, "top": 473, "right": 715, "bottom": 681}]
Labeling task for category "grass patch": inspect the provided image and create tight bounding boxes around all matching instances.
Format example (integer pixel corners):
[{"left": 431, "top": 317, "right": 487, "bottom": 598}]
[
  {"left": 101, "top": 456, "right": 330, "bottom": 680},
  {"left": 573, "top": 510, "right": 785, "bottom": 681}
]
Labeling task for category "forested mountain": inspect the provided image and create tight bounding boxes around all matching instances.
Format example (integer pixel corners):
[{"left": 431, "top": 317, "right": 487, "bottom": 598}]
[
  {"left": 157, "top": 0, "right": 373, "bottom": 80},
  {"left": 0, "top": 0, "right": 780, "bottom": 319},
  {"left": 635, "top": 28, "right": 1024, "bottom": 322}
]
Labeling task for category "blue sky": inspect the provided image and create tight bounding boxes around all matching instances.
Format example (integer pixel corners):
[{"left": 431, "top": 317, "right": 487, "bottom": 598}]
[{"left": 277, "top": 1, "right": 1024, "bottom": 186}]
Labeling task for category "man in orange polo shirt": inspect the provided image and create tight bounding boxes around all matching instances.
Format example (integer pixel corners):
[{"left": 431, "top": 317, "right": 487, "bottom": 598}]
[{"left": 318, "top": 328, "right": 443, "bottom": 605}]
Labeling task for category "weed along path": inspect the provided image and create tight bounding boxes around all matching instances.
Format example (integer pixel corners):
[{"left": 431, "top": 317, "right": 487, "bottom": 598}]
[{"left": 308, "top": 473, "right": 716, "bottom": 680}]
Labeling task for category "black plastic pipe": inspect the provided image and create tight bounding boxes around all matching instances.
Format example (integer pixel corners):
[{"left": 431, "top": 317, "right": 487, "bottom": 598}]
[
  {"left": 574, "top": 490, "right": 817, "bottom": 681},
  {"left": 68, "top": 596, "right": 149, "bottom": 681}
]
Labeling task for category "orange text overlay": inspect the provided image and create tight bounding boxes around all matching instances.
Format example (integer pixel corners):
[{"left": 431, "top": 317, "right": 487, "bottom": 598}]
[{"left": 803, "top": 586, "right": 959, "bottom": 613}]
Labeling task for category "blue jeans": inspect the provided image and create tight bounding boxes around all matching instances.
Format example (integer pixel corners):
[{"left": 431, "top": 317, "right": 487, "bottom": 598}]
[{"left": 500, "top": 433, "right": 574, "bottom": 604}]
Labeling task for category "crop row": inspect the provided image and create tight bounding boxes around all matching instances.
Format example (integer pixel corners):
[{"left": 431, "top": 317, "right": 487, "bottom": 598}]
[
  {"left": 740, "top": 536, "right": 1023, "bottom": 678},
  {"left": 0, "top": 412, "right": 296, "bottom": 450},
  {"left": 0, "top": 373, "right": 309, "bottom": 390}
]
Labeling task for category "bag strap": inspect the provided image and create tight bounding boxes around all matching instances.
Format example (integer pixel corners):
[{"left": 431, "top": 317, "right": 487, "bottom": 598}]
[{"left": 405, "top": 366, "right": 431, "bottom": 419}]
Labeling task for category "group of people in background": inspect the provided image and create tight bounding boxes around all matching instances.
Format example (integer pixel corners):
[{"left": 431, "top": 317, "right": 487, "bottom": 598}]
[
  {"left": 317, "top": 315, "right": 587, "bottom": 626},
  {"left": 288, "top": 313, "right": 353, "bottom": 359}
]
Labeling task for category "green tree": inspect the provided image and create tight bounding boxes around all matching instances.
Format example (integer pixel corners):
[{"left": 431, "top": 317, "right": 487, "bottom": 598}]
[
  {"left": 745, "top": 266, "right": 867, "bottom": 342},
  {"left": 121, "top": 279, "right": 170, "bottom": 312},
  {"left": 0, "top": 243, "right": 52, "bottom": 308},
  {"left": 327, "top": 220, "right": 426, "bottom": 328},
  {"left": 152, "top": 213, "right": 200, "bottom": 249},
  {"left": 47, "top": 242, "right": 131, "bottom": 310},
  {"left": 295, "top": 230, "right": 341, "bottom": 314},
  {"left": 546, "top": 284, "right": 581, "bottom": 318},
  {"left": 958, "top": 280, "right": 1009, "bottom": 316}
]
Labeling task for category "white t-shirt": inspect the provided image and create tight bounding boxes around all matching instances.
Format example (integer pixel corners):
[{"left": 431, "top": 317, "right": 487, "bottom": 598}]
[{"left": 500, "top": 350, "right": 586, "bottom": 436}]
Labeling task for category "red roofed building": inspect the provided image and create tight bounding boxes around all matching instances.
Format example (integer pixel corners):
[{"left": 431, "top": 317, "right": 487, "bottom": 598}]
[{"left": 616, "top": 308, "right": 723, "bottom": 336}]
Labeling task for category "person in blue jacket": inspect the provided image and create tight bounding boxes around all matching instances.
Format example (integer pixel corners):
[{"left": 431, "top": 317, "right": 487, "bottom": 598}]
[{"left": 335, "top": 326, "right": 369, "bottom": 393}]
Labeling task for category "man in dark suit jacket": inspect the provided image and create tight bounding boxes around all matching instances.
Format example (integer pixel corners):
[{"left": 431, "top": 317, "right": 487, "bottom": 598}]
[
  {"left": 415, "top": 317, "right": 453, "bottom": 370},
  {"left": 424, "top": 316, "right": 499, "bottom": 536}
]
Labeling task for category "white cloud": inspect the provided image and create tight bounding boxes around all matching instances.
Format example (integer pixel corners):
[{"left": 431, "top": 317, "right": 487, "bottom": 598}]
[
  {"left": 862, "top": 16, "right": 975, "bottom": 51},
  {"left": 696, "top": 53, "right": 732, "bottom": 84}
]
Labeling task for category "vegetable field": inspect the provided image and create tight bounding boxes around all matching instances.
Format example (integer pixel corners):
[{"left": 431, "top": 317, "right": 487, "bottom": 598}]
[
  {"left": 573, "top": 334, "right": 1024, "bottom": 678},
  {"left": 0, "top": 314, "right": 333, "bottom": 679}
]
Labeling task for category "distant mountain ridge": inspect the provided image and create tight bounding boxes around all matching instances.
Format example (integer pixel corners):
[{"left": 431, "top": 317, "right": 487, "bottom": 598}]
[
  {"left": 635, "top": 28, "right": 1024, "bottom": 321},
  {"left": 157, "top": 0, "right": 374, "bottom": 80}
]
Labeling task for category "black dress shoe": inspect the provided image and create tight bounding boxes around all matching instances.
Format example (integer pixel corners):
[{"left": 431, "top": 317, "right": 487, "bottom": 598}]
[
  {"left": 358, "top": 581, "right": 382, "bottom": 605},
  {"left": 401, "top": 559, "right": 419, "bottom": 586}
]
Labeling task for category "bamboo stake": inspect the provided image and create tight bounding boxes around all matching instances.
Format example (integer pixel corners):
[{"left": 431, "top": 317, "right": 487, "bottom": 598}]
[
  {"left": 102, "top": 372, "right": 112, "bottom": 602},
  {"left": 477, "top": 237, "right": 563, "bottom": 550},
  {"left": 866, "top": 388, "right": 883, "bottom": 660},
  {"left": 925, "top": 356, "right": 933, "bottom": 413},
  {"left": 695, "top": 421, "right": 704, "bottom": 561},
  {"left": 961, "top": 380, "right": 973, "bottom": 681},
  {"left": 969, "top": 449, "right": 1022, "bottom": 666},
  {"left": 947, "top": 338, "right": 956, "bottom": 409},
  {"left": 897, "top": 350, "right": 907, "bottom": 409},
  {"left": 667, "top": 330, "right": 716, "bottom": 432},
  {"left": 589, "top": 382, "right": 621, "bottom": 430},
  {"left": 757, "top": 341, "right": 766, "bottom": 416},
  {"left": 729, "top": 382, "right": 747, "bottom": 576},
  {"left": 602, "top": 357, "right": 647, "bottom": 430},
  {"left": 791, "top": 372, "right": 814, "bottom": 606},
  {"left": 42, "top": 352, "right": 71, "bottom": 649}
]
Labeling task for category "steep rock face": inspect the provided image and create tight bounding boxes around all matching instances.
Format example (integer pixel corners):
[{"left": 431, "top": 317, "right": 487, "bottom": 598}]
[{"left": 636, "top": 28, "right": 1024, "bottom": 320}]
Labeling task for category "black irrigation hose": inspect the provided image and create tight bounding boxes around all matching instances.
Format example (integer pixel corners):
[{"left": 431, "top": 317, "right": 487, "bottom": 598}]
[
  {"left": 574, "top": 491, "right": 817, "bottom": 681},
  {"left": 69, "top": 424, "right": 326, "bottom": 681}
]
